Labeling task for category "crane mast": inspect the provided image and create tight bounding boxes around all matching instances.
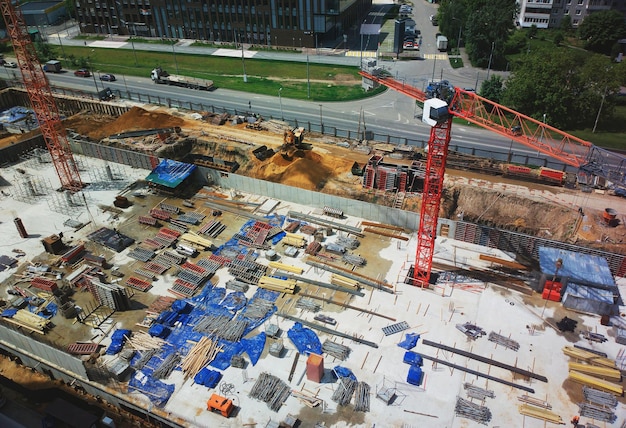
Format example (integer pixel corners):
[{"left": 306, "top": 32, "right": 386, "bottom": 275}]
[
  {"left": 0, "top": 1, "right": 83, "bottom": 191},
  {"left": 359, "top": 66, "right": 620, "bottom": 288}
]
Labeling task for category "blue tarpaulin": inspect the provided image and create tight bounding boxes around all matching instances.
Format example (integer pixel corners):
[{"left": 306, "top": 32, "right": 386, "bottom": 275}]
[
  {"left": 403, "top": 351, "right": 423, "bottom": 366},
  {"left": 398, "top": 333, "right": 420, "bottom": 350},
  {"left": 288, "top": 323, "right": 322, "bottom": 356},
  {"left": 145, "top": 159, "right": 196, "bottom": 188},
  {"left": 106, "top": 329, "right": 131, "bottom": 355},
  {"left": 333, "top": 366, "right": 357, "bottom": 381},
  {"left": 194, "top": 368, "right": 222, "bottom": 388},
  {"left": 128, "top": 370, "right": 175, "bottom": 407},
  {"left": 241, "top": 332, "right": 266, "bottom": 366},
  {"left": 538, "top": 247, "right": 615, "bottom": 287},
  {"left": 407, "top": 365, "right": 423, "bottom": 386}
]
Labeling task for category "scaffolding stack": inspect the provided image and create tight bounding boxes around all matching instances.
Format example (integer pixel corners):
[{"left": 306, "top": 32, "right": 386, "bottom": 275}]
[{"left": 87, "top": 279, "right": 134, "bottom": 311}]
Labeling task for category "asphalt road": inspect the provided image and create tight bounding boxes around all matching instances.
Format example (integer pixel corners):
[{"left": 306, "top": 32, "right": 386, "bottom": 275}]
[{"left": 23, "top": 6, "right": 558, "bottom": 167}]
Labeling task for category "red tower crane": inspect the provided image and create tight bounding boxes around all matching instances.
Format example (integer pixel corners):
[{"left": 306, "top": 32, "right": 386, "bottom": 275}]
[
  {"left": 359, "top": 68, "right": 609, "bottom": 287},
  {"left": 0, "top": 1, "right": 83, "bottom": 191}
]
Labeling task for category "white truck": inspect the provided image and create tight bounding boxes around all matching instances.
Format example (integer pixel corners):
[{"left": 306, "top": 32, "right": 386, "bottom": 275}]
[
  {"left": 436, "top": 35, "right": 448, "bottom": 52},
  {"left": 150, "top": 67, "right": 214, "bottom": 90}
]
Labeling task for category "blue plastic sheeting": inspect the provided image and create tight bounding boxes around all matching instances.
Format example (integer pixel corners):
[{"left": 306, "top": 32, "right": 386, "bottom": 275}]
[
  {"left": 171, "top": 300, "right": 191, "bottom": 313},
  {"left": 210, "top": 341, "right": 244, "bottom": 370},
  {"left": 403, "top": 351, "right": 423, "bottom": 367},
  {"left": 333, "top": 366, "right": 357, "bottom": 381},
  {"left": 1, "top": 308, "right": 17, "bottom": 317},
  {"left": 148, "top": 324, "right": 170, "bottom": 339},
  {"left": 194, "top": 368, "right": 222, "bottom": 388},
  {"left": 0, "top": 107, "right": 32, "bottom": 124},
  {"left": 538, "top": 247, "right": 614, "bottom": 287},
  {"left": 128, "top": 370, "right": 175, "bottom": 407},
  {"left": 241, "top": 332, "right": 266, "bottom": 366},
  {"left": 407, "top": 365, "right": 423, "bottom": 386},
  {"left": 288, "top": 323, "right": 322, "bottom": 356},
  {"left": 145, "top": 159, "right": 196, "bottom": 189},
  {"left": 106, "top": 329, "right": 131, "bottom": 355},
  {"left": 398, "top": 333, "right": 420, "bottom": 350},
  {"left": 271, "top": 231, "right": 286, "bottom": 245},
  {"left": 220, "top": 291, "right": 247, "bottom": 312},
  {"left": 29, "top": 302, "right": 57, "bottom": 319}
]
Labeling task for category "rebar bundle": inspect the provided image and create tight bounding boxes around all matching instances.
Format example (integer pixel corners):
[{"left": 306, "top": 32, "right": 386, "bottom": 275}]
[
  {"left": 249, "top": 372, "right": 291, "bottom": 412},
  {"left": 342, "top": 253, "right": 366, "bottom": 267},
  {"left": 132, "top": 349, "right": 158, "bottom": 370},
  {"left": 464, "top": 383, "right": 495, "bottom": 400},
  {"left": 583, "top": 386, "right": 618, "bottom": 408},
  {"left": 354, "top": 382, "right": 370, "bottom": 412},
  {"left": 332, "top": 377, "right": 357, "bottom": 406},
  {"left": 193, "top": 315, "right": 248, "bottom": 341},
  {"left": 455, "top": 397, "right": 492, "bottom": 425},
  {"left": 244, "top": 298, "right": 275, "bottom": 319},
  {"left": 322, "top": 340, "right": 351, "bottom": 361},
  {"left": 152, "top": 352, "right": 181, "bottom": 379},
  {"left": 578, "top": 403, "right": 617, "bottom": 423},
  {"left": 225, "top": 279, "right": 250, "bottom": 292},
  {"left": 487, "top": 332, "right": 520, "bottom": 351},
  {"left": 296, "top": 297, "right": 321, "bottom": 312},
  {"left": 336, "top": 236, "right": 360, "bottom": 249}
]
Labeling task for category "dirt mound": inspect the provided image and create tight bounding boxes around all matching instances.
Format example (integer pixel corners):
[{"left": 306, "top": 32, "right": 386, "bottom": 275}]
[
  {"left": 64, "top": 107, "right": 185, "bottom": 141},
  {"left": 253, "top": 150, "right": 353, "bottom": 191}
]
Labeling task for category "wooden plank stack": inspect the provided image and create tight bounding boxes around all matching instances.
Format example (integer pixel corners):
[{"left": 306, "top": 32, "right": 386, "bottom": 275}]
[
  {"left": 330, "top": 274, "right": 360, "bottom": 289},
  {"left": 268, "top": 261, "right": 303, "bottom": 274},
  {"left": 518, "top": 404, "right": 563, "bottom": 424},
  {"left": 181, "top": 336, "right": 223, "bottom": 380},
  {"left": 258, "top": 276, "right": 297, "bottom": 294},
  {"left": 563, "top": 346, "right": 623, "bottom": 396}
]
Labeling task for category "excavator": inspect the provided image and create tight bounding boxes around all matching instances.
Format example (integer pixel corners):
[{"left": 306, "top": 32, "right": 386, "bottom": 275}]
[{"left": 279, "top": 127, "right": 310, "bottom": 159}]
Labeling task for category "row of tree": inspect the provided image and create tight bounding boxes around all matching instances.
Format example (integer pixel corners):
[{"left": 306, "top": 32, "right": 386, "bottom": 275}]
[{"left": 434, "top": 0, "right": 626, "bottom": 130}]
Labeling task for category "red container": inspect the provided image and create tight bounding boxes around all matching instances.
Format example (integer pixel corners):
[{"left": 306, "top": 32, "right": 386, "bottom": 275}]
[
  {"left": 542, "top": 288, "right": 561, "bottom": 302},
  {"left": 306, "top": 353, "right": 324, "bottom": 383}
]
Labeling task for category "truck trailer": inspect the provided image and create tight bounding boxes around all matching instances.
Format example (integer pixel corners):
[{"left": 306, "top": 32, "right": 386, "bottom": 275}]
[
  {"left": 150, "top": 67, "right": 214, "bottom": 90},
  {"left": 436, "top": 35, "right": 448, "bottom": 51},
  {"left": 43, "top": 60, "right": 62, "bottom": 73}
]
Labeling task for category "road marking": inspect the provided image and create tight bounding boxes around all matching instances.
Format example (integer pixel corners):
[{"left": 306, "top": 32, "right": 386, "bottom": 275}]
[
  {"left": 422, "top": 53, "right": 448, "bottom": 60},
  {"left": 346, "top": 51, "right": 377, "bottom": 57}
]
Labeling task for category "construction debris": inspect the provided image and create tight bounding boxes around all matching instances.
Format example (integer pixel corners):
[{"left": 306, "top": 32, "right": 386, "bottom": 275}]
[
  {"left": 456, "top": 322, "right": 486, "bottom": 340},
  {"left": 354, "top": 381, "right": 370, "bottom": 412},
  {"left": 322, "top": 340, "right": 351, "bottom": 361},
  {"left": 577, "top": 402, "right": 617, "bottom": 423},
  {"left": 331, "top": 377, "right": 357, "bottom": 406},
  {"left": 463, "top": 383, "right": 495, "bottom": 400},
  {"left": 583, "top": 386, "right": 618, "bottom": 408},
  {"left": 487, "top": 331, "right": 519, "bottom": 351}
]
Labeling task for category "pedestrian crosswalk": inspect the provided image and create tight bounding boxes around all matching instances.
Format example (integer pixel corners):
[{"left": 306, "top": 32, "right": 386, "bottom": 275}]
[
  {"left": 422, "top": 53, "right": 448, "bottom": 60},
  {"left": 345, "top": 51, "right": 377, "bottom": 57}
]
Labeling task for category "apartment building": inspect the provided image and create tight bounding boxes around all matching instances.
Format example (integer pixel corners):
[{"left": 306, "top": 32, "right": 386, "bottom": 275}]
[
  {"left": 75, "top": 0, "right": 372, "bottom": 48},
  {"left": 518, "top": 0, "right": 619, "bottom": 29}
]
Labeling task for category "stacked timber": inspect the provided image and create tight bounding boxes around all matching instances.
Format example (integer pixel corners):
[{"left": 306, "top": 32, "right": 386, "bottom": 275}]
[
  {"left": 179, "top": 233, "right": 213, "bottom": 251},
  {"left": 330, "top": 274, "right": 359, "bottom": 289},
  {"left": 282, "top": 233, "right": 307, "bottom": 248},
  {"left": 518, "top": 404, "right": 563, "bottom": 424},
  {"left": 268, "top": 261, "right": 303, "bottom": 274},
  {"left": 563, "top": 346, "right": 623, "bottom": 395},
  {"left": 181, "top": 336, "right": 223, "bottom": 380},
  {"left": 9, "top": 309, "right": 50, "bottom": 333},
  {"left": 258, "top": 276, "right": 297, "bottom": 294}
]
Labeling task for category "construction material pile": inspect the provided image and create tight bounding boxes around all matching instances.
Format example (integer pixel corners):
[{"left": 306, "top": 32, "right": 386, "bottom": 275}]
[{"left": 249, "top": 372, "right": 291, "bottom": 412}]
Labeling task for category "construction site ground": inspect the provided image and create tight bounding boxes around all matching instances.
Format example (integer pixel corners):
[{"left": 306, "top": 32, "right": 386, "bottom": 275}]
[
  {"left": 0, "top": 105, "right": 624, "bottom": 427},
  {"left": 62, "top": 105, "right": 626, "bottom": 253}
]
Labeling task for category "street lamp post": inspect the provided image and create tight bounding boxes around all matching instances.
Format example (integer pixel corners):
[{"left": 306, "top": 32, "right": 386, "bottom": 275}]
[
  {"left": 486, "top": 42, "right": 495, "bottom": 81},
  {"left": 306, "top": 54, "right": 310, "bottom": 99},
  {"left": 241, "top": 35, "right": 247, "bottom": 83},
  {"left": 456, "top": 24, "right": 462, "bottom": 54},
  {"left": 278, "top": 87, "right": 284, "bottom": 120},
  {"left": 172, "top": 41, "right": 179, "bottom": 74},
  {"left": 130, "top": 38, "right": 138, "bottom": 66},
  {"left": 319, "top": 104, "right": 323, "bottom": 132}
]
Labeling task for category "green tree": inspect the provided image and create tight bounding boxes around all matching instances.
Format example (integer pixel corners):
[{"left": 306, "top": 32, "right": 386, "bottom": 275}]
[
  {"left": 578, "top": 10, "right": 626, "bottom": 55},
  {"left": 502, "top": 48, "right": 618, "bottom": 129},
  {"left": 438, "top": 0, "right": 469, "bottom": 52},
  {"left": 463, "top": 0, "right": 518, "bottom": 69},
  {"left": 559, "top": 16, "right": 573, "bottom": 35},
  {"left": 480, "top": 75, "right": 504, "bottom": 104},
  {"left": 553, "top": 31, "right": 564, "bottom": 47},
  {"left": 34, "top": 41, "right": 57, "bottom": 62},
  {"left": 64, "top": 0, "right": 76, "bottom": 19}
]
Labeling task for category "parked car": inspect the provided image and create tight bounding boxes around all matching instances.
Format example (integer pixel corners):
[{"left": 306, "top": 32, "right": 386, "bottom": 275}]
[
  {"left": 3, "top": 61, "right": 17, "bottom": 68},
  {"left": 74, "top": 68, "right": 91, "bottom": 77},
  {"left": 399, "top": 4, "right": 412, "bottom": 13},
  {"left": 430, "top": 15, "right": 439, "bottom": 26},
  {"left": 99, "top": 73, "right": 116, "bottom": 82}
]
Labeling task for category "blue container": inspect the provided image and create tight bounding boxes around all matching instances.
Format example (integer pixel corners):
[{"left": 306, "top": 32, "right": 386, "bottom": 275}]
[
  {"left": 407, "top": 365, "right": 423, "bottom": 386},
  {"left": 403, "top": 351, "right": 423, "bottom": 367}
]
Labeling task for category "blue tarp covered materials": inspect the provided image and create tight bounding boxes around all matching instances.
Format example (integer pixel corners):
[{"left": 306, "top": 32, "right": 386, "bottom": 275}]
[
  {"left": 333, "top": 366, "right": 357, "bottom": 381},
  {"left": 1, "top": 308, "right": 18, "bottom": 317},
  {"left": 221, "top": 291, "right": 247, "bottom": 312},
  {"left": 407, "top": 365, "right": 423, "bottom": 386},
  {"left": 288, "top": 322, "right": 322, "bottom": 356},
  {"left": 194, "top": 368, "right": 222, "bottom": 388},
  {"left": 562, "top": 282, "right": 616, "bottom": 315},
  {"left": 128, "top": 370, "right": 175, "bottom": 407},
  {"left": 106, "top": 329, "right": 131, "bottom": 355},
  {"left": 145, "top": 159, "right": 196, "bottom": 188},
  {"left": 148, "top": 324, "right": 170, "bottom": 339},
  {"left": 403, "top": 351, "right": 423, "bottom": 367},
  {"left": 398, "top": 333, "right": 420, "bottom": 350},
  {"left": 241, "top": 332, "right": 266, "bottom": 366},
  {"left": 538, "top": 247, "right": 615, "bottom": 287}
]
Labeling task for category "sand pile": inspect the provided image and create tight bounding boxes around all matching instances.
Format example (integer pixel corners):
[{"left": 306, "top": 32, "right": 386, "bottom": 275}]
[{"left": 64, "top": 107, "right": 185, "bottom": 141}]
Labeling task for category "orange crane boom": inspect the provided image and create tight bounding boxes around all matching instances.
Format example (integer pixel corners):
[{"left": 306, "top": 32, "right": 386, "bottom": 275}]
[
  {"left": 0, "top": 1, "right": 83, "bottom": 191},
  {"left": 358, "top": 68, "right": 613, "bottom": 287}
]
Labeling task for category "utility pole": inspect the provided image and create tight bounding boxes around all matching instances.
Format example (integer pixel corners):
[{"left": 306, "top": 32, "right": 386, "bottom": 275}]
[{"left": 486, "top": 42, "right": 495, "bottom": 81}]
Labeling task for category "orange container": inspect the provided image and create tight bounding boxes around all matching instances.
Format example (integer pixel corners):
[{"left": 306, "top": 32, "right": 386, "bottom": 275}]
[{"left": 306, "top": 353, "right": 324, "bottom": 383}]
